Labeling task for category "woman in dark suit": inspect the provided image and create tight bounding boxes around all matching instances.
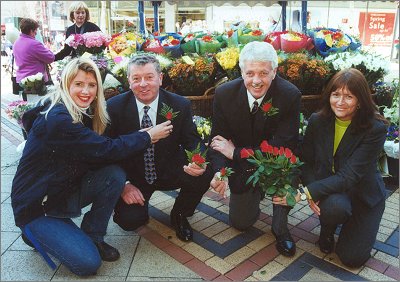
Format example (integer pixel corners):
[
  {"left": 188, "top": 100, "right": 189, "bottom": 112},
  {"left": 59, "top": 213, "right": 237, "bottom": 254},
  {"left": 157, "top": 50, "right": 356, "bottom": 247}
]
[
  {"left": 11, "top": 57, "right": 172, "bottom": 276},
  {"left": 277, "top": 68, "right": 388, "bottom": 268},
  {"left": 55, "top": 1, "right": 101, "bottom": 61}
]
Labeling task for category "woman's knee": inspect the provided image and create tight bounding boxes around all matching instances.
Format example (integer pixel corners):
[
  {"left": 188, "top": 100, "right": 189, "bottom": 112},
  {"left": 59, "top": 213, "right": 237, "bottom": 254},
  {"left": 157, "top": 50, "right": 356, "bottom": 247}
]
[
  {"left": 336, "top": 248, "right": 369, "bottom": 268},
  {"left": 102, "top": 165, "right": 126, "bottom": 193},
  {"left": 69, "top": 253, "right": 101, "bottom": 276}
]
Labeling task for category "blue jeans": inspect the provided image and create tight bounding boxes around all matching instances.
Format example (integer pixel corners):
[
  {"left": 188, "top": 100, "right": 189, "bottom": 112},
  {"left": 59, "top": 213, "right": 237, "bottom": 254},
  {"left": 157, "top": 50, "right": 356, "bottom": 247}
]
[{"left": 22, "top": 165, "right": 126, "bottom": 276}]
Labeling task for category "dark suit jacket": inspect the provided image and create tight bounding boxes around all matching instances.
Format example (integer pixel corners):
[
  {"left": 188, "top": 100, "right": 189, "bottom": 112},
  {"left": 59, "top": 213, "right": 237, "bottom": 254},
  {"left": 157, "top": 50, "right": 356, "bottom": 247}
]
[
  {"left": 12, "top": 103, "right": 151, "bottom": 227},
  {"left": 106, "top": 89, "right": 206, "bottom": 185},
  {"left": 300, "top": 113, "right": 387, "bottom": 208},
  {"left": 209, "top": 76, "right": 301, "bottom": 194}
]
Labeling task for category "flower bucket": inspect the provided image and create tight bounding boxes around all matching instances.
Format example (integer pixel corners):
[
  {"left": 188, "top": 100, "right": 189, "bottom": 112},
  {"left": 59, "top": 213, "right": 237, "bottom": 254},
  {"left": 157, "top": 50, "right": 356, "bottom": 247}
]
[
  {"left": 238, "top": 35, "right": 265, "bottom": 45},
  {"left": 160, "top": 34, "right": 183, "bottom": 58},
  {"left": 180, "top": 40, "right": 197, "bottom": 54},
  {"left": 280, "top": 35, "right": 313, "bottom": 53},
  {"left": 196, "top": 40, "right": 222, "bottom": 55},
  {"left": 264, "top": 33, "right": 281, "bottom": 50}
]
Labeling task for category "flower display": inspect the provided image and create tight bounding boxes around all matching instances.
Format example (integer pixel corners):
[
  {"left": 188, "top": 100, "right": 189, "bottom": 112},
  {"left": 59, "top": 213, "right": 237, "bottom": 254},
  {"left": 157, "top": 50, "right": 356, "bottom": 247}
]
[
  {"left": 168, "top": 55, "right": 216, "bottom": 96},
  {"left": 278, "top": 53, "right": 332, "bottom": 95},
  {"left": 159, "top": 33, "right": 183, "bottom": 57},
  {"left": 185, "top": 143, "right": 208, "bottom": 168},
  {"left": 309, "top": 28, "right": 361, "bottom": 57},
  {"left": 20, "top": 72, "right": 46, "bottom": 95},
  {"left": 110, "top": 56, "right": 130, "bottom": 90},
  {"left": 279, "top": 31, "right": 313, "bottom": 53},
  {"left": 142, "top": 38, "right": 165, "bottom": 54},
  {"left": 5, "top": 100, "right": 35, "bottom": 127},
  {"left": 241, "top": 140, "right": 303, "bottom": 207},
  {"left": 180, "top": 33, "right": 200, "bottom": 54},
  {"left": 324, "top": 51, "right": 389, "bottom": 88},
  {"left": 260, "top": 98, "right": 279, "bottom": 117},
  {"left": 197, "top": 34, "right": 222, "bottom": 55},
  {"left": 66, "top": 31, "right": 111, "bottom": 56},
  {"left": 215, "top": 47, "right": 241, "bottom": 80},
  {"left": 193, "top": 115, "right": 212, "bottom": 142},
  {"left": 108, "top": 32, "right": 144, "bottom": 58},
  {"left": 159, "top": 103, "right": 179, "bottom": 121},
  {"left": 264, "top": 31, "right": 284, "bottom": 50},
  {"left": 238, "top": 27, "right": 265, "bottom": 44}
]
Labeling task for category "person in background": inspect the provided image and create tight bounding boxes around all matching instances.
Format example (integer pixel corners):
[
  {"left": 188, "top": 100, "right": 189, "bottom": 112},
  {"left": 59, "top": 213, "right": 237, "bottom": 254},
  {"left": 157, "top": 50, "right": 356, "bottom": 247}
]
[
  {"left": 106, "top": 53, "right": 213, "bottom": 242},
  {"left": 274, "top": 68, "right": 388, "bottom": 268},
  {"left": 55, "top": 1, "right": 100, "bottom": 61},
  {"left": 209, "top": 41, "right": 301, "bottom": 257},
  {"left": 11, "top": 57, "right": 172, "bottom": 276},
  {"left": 13, "top": 18, "right": 54, "bottom": 84}
]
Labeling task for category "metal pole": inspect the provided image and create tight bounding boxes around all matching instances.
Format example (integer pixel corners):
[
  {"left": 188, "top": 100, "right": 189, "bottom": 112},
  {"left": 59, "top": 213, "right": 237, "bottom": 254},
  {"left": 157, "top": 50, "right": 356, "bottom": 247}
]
[
  {"left": 279, "top": 1, "right": 287, "bottom": 31},
  {"left": 138, "top": 1, "right": 145, "bottom": 35},
  {"left": 152, "top": 1, "right": 161, "bottom": 32},
  {"left": 301, "top": 1, "right": 307, "bottom": 33}
]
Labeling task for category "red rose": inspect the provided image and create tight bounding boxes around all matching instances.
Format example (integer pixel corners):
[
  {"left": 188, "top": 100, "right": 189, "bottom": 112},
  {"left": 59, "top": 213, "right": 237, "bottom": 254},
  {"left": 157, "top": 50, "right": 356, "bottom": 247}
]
[
  {"left": 260, "top": 140, "right": 269, "bottom": 153},
  {"left": 273, "top": 147, "right": 279, "bottom": 156},
  {"left": 332, "top": 32, "right": 342, "bottom": 40},
  {"left": 220, "top": 167, "right": 226, "bottom": 177},
  {"left": 284, "top": 148, "right": 292, "bottom": 158},
  {"left": 240, "top": 148, "right": 254, "bottom": 158},
  {"left": 171, "top": 39, "right": 180, "bottom": 45},
  {"left": 252, "top": 30, "right": 262, "bottom": 36},
  {"left": 165, "top": 112, "right": 173, "bottom": 120},
  {"left": 262, "top": 103, "right": 272, "bottom": 113},
  {"left": 227, "top": 30, "right": 233, "bottom": 37},
  {"left": 279, "top": 146, "right": 285, "bottom": 156},
  {"left": 267, "top": 145, "right": 274, "bottom": 154},
  {"left": 192, "top": 153, "right": 205, "bottom": 164},
  {"left": 290, "top": 155, "right": 297, "bottom": 164}
]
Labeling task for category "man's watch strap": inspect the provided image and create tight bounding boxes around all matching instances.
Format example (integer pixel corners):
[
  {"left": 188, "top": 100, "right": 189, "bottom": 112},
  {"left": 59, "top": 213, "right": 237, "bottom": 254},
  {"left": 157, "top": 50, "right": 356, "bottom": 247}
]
[{"left": 297, "top": 188, "right": 307, "bottom": 201}]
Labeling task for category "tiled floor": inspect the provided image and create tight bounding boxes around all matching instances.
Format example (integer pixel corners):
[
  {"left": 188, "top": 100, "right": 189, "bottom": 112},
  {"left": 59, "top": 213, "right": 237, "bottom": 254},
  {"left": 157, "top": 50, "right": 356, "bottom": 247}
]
[{"left": 1, "top": 87, "right": 399, "bottom": 280}]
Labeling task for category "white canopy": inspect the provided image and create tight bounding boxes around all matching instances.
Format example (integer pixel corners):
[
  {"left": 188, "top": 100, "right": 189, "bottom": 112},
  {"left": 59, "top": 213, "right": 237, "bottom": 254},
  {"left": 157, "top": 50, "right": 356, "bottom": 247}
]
[{"left": 166, "top": 1, "right": 280, "bottom": 7}]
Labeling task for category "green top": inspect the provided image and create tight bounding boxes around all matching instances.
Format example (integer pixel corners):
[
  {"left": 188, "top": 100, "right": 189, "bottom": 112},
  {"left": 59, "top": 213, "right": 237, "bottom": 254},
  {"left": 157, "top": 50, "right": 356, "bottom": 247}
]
[{"left": 334, "top": 117, "right": 351, "bottom": 156}]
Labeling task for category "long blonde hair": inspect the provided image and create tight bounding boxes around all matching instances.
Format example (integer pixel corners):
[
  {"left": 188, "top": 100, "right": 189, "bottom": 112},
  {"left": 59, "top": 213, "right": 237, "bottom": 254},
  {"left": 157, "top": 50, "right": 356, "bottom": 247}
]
[{"left": 42, "top": 57, "right": 109, "bottom": 135}]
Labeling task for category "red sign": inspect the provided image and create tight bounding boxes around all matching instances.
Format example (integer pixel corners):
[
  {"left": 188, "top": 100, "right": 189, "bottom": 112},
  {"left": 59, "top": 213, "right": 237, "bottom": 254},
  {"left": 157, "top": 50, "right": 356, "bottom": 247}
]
[{"left": 358, "top": 12, "right": 395, "bottom": 46}]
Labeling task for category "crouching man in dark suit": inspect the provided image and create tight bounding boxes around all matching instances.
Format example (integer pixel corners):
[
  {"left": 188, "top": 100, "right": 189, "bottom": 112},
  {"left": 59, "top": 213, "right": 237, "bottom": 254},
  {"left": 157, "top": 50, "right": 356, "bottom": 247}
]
[
  {"left": 106, "top": 54, "right": 213, "bottom": 241},
  {"left": 209, "top": 42, "right": 301, "bottom": 256}
]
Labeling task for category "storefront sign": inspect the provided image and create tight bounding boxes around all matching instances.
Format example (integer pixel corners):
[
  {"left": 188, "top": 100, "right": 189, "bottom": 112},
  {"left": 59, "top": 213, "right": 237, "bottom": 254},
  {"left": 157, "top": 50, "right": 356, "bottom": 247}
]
[{"left": 358, "top": 12, "right": 395, "bottom": 46}]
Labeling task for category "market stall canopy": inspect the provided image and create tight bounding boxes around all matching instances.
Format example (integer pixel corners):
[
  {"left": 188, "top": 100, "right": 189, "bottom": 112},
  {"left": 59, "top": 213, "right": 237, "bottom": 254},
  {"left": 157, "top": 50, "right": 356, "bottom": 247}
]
[{"left": 166, "top": 1, "right": 279, "bottom": 7}]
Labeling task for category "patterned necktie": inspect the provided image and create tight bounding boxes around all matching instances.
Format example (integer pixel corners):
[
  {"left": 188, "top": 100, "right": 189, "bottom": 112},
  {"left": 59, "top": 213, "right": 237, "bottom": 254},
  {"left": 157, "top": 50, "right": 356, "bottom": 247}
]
[
  {"left": 141, "top": 106, "right": 157, "bottom": 184},
  {"left": 251, "top": 101, "right": 259, "bottom": 115}
]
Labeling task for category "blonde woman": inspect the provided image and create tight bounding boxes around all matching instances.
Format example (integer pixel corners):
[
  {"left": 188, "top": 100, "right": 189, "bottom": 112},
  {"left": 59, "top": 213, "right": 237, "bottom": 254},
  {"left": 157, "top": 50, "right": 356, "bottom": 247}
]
[
  {"left": 55, "top": 1, "right": 101, "bottom": 60},
  {"left": 11, "top": 57, "right": 172, "bottom": 276}
]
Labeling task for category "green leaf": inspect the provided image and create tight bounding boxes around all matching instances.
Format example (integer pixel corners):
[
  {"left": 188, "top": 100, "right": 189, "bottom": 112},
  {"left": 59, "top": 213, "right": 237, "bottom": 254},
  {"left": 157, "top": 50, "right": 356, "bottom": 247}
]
[
  {"left": 286, "top": 194, "right": 296, "bottom": 207},
  {"left": 266, "top": 186, "right": 277, "bottom": 195}
]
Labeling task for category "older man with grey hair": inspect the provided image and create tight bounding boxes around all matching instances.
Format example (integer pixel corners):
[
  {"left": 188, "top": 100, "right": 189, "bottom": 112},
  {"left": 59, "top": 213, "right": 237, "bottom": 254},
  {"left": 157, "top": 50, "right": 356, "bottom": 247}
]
[{"left": 209, "top": 41, "right": 301, "bottom": 257}]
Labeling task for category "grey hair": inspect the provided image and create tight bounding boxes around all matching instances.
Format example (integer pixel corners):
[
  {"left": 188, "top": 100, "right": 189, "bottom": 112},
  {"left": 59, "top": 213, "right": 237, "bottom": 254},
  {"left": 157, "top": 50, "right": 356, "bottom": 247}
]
[
  {"left": 239, "top": 41, "right": 278, "bottom": 70},
  {"left": 127, "top": 53, "right": 162, "bottom": 78}
]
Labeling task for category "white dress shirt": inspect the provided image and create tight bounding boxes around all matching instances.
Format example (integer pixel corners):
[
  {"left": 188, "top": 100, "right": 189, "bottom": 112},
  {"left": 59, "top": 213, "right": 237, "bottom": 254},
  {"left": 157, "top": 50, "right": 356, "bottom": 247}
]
[
  {"left": 247, "top": 91, "right": 266, "bottom": 112},
  {"left": 135, "top": 95, "right": 160, "bottom": 126}
]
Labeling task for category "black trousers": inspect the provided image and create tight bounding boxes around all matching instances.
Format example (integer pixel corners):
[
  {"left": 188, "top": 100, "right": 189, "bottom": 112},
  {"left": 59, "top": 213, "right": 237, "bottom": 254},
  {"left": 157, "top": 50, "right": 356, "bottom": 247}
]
[
  {"left": 114, "top": 168, "right": 213, "bottom": 231},
  {"left": 319, "top": 193, "right": 385, "bottom": 268}
]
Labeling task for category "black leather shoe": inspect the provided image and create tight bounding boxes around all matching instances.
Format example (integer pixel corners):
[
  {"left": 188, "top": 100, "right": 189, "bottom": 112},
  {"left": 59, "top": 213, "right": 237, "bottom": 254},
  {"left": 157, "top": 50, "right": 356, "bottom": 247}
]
[
  {"left": 272, "top": 231, "right": 296, "bottom": 257},
  {"left": 170, "top": 210, "right": 193, "bottom": 242},
  {"left": 318, "top": 234, "right": 335, "bottom": 254},
  {"left": 21, "top": 234, "right": 35, "bottom": 248},
  {"left": 94, "top": 241, "right": 120, "bottom": 262}
]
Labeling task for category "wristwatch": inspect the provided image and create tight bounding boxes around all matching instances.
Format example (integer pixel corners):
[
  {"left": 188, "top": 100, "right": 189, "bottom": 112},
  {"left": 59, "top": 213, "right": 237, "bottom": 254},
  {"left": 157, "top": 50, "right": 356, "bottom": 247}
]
[{"left": 297, "top": 187, "right": 307, "bottom": 201}]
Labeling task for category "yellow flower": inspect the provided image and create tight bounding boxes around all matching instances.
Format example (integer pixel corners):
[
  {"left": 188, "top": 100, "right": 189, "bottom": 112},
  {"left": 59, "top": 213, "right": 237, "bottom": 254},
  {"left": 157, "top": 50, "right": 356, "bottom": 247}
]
[{"left": 216, "top": 47, "right": 240, "bottom": 70}]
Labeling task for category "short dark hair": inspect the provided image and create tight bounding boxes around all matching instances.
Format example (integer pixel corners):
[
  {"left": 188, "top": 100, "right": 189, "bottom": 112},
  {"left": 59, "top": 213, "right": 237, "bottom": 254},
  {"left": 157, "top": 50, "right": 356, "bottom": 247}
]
[
  {"left": 127, "top": 53, "right": 162, "bottom": 78},
  {"left": 319, "top": 68, "right": 388, "bottom": 131},
  {"left": 20, "top": 18, "right": 39, "bottom": 35}
]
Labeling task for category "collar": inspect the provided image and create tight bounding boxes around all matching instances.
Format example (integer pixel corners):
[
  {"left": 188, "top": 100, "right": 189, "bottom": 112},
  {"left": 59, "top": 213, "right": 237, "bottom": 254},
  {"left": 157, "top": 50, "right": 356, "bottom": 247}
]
[
  {"left": 246, "top": 90, "right": 266, "bottom": 110},
  {"left": 135, "top": 95, "right": 160, "bottom": 113}
]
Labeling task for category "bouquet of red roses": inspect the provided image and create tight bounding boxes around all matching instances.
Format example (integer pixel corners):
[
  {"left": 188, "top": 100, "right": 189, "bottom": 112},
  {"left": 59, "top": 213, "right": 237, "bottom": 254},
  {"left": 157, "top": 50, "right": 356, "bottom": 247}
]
[{"left": 241, "top": 140, "right": 303, "bottom": 207}]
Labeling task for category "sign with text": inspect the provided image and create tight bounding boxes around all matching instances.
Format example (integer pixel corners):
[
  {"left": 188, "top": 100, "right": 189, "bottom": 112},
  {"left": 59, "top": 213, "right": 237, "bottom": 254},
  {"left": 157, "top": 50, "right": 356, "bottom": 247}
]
[{"left": 358, "top": 12, "right": 395, "bottom": 46}]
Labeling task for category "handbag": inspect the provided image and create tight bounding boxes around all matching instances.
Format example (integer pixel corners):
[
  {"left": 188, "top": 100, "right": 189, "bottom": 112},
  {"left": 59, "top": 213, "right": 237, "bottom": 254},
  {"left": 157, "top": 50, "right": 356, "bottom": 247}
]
[{"left": 11, "top": 54, "right": 22, "bottom": 95}]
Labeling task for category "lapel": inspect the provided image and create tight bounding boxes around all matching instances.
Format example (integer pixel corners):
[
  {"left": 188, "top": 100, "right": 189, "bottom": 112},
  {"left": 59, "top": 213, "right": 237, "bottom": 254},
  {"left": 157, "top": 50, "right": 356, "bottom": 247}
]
[
  {"left": 252, "top": 79, "right": 275, "bottom": 144},
  {"left": 156, "top": 91, "right": 166, "bottom": 125},
  {"left": 125, "top": 92, "right": 140, "bottom": 131},
  {"left": 335, "top": 123, "right": 365, "bottom": 161},
  {"left": 319, "top": 116, "right": 335, "bottom": 169},
  {"left": 235, "top": 84, "right": 253, "bottom": 143}
]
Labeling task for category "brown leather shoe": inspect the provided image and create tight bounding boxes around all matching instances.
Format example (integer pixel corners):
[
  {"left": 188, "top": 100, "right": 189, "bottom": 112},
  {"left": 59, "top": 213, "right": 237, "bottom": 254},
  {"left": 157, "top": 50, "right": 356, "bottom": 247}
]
[{"left": 94, "top": 241, "right": 120, "bottom": 262}]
